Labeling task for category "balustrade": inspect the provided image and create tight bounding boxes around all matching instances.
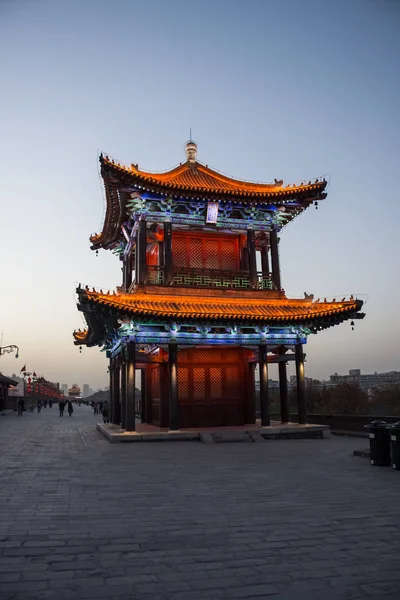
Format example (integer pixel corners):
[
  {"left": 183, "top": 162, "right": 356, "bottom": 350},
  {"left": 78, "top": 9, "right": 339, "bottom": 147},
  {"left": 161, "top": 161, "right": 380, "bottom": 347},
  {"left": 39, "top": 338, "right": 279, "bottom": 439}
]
[{"left": 146, "top": 266, "right": 272, "bottom": 290}]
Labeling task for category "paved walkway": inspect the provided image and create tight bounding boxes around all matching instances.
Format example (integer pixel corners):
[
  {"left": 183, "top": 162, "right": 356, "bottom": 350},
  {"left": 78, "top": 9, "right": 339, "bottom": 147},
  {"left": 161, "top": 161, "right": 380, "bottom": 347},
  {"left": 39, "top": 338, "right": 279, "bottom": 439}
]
[{"left": 1, "top": 406, "right": 400, "bottom": 600}]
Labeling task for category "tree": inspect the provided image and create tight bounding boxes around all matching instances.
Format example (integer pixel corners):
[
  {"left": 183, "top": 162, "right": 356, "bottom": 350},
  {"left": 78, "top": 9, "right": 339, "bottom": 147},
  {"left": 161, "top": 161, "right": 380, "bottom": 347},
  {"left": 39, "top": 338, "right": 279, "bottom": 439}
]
[
  {"left": 370, "top": 386, "right": 400, "bottom": 416},
  {"left": 317, "top": 383, "right": 370, "bottom": 415}
]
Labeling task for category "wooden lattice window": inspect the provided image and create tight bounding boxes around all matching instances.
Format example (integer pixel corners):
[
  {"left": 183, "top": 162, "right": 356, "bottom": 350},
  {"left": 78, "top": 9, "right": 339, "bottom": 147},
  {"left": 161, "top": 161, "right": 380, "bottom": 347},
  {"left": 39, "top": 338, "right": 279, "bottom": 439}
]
[
  {"left": 190, "top": 350, "right": 217, "bottom": 363},
  {"left": 189, "top": 238, "right": 203, "bottom": 268},
  {"left": 178, "top": 367, "right": 189, "bottom": 401},
  {"left": 220, "top": 239, "right": 237, "bottom": 270},
  {"left": 193, "top": 368, "right": 206, "bottom": 400},
  {"left": 172, "top": 233, "right": 239, "bottom": 270},
  {"left": 225, "top": 366, "right": 241, "bottom": 399},
  {"left": 209, "top": 367, "right": 222, "bottom": 399},
  {"left": 204, "top": 239, "right": 219, "bottom": 269},
  {"left": 172, "top": 236, "right": 187, "bottom": 268},
  {"left": 178, "top": 350, "right": 189, "bottom": 362}
]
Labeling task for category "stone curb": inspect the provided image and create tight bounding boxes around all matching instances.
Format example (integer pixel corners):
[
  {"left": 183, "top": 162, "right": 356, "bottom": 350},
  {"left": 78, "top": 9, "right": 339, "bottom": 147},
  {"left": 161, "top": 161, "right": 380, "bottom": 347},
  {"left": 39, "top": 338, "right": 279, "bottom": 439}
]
[{"left": 97, "top": 423, "right": 330, "bottom": 443}]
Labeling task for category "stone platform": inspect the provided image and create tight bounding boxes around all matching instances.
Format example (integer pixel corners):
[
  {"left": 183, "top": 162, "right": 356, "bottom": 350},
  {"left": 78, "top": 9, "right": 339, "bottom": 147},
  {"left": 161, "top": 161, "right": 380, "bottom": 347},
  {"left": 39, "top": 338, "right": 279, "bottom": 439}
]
[{"left": 97, "top": 420, "right": 330, "bottom": 443}]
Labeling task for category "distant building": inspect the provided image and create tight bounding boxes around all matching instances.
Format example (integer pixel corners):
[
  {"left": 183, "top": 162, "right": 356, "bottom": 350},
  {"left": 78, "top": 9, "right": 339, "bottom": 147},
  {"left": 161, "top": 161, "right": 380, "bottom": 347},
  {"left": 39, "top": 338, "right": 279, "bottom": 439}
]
[
  {"left": 60, "top": 384, "right": 68, "bottom": 393},
  {"left": 68, "top": 384, "right": 82, "bottom": 401},
  {"left": 329, "top": 369, "right": 400, "bottom": 391},
  {"left": 289, "top": 376, "right": 321, "bottom": 387}
]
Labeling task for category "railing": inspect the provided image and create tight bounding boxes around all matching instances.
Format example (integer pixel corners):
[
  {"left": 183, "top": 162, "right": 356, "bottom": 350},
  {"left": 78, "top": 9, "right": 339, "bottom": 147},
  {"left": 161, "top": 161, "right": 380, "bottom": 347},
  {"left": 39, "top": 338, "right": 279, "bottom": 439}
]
[
  {"left": 146, "top": 266, "right": 164, "bottom": 285},
  {"left": 146, "top": 266, "right": 273, "bottom": 290}
]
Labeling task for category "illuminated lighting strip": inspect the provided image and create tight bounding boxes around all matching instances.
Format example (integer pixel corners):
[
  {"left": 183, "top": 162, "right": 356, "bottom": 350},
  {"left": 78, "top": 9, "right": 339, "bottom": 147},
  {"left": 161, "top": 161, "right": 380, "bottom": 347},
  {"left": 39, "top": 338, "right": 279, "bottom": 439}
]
[
  {"left": 127, "top": 190, "right": 302, "bottom": 209},
  {"left": 141, "top": 212, "right": 278, "bottom": 231},
  {"left": 106, "top": 331, "right": 307, "bottom": 351},
  {"left": 117, "top": 323, "right": 311, "bottom": 336}
]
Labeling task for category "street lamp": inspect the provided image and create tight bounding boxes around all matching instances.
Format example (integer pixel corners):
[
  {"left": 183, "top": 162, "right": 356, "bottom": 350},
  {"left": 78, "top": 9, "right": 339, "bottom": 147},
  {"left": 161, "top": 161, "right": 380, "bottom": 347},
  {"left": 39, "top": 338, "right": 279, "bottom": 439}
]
[{"left": 0, "top": 345, "right": 20, "bottom": 359}]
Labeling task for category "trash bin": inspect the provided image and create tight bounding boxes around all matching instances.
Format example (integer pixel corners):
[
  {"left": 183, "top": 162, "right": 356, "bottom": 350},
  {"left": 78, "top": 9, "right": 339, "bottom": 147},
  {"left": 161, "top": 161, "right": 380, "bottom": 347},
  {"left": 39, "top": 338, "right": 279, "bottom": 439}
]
[
  {"left": 388, "top": 422, "right": 400, "bottom": 471},
  {"left": 364, "top": 420, "right": 391, "bottom": 466}
]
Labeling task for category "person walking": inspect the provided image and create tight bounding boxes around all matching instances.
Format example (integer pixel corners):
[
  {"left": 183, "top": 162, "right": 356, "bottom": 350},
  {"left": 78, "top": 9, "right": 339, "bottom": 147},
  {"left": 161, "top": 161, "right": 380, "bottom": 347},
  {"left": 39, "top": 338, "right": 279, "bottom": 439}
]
[
  {"left": 67, "top": 400, "right": 74, "bottom": 417},
  {"left": 37, "top": 399, "right": 42, "bottom": 413},
  {"left": 17, "top": 397, "right": 25, "bottom": 416},
  {"left": 44, "top": 399, "right": 48, "bottom": 408},
  {"left": 102, "top": 400, "right": 110, "bottom": 423},
  {"left": 59, "top": 400, "right": 66, "bottom": 417}
]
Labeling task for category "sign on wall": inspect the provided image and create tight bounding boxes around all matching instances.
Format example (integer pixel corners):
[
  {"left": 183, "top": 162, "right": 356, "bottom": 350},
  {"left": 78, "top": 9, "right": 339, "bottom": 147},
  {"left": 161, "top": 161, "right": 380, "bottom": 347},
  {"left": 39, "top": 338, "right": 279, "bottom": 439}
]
[{"left": 206, "top": 201, "right": 219, "bottom": 224}]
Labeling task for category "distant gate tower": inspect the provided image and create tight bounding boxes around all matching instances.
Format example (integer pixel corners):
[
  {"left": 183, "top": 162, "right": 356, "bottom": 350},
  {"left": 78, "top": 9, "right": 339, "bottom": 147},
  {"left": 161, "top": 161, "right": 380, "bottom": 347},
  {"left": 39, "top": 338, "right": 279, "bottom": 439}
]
[
  {"left": 68, "top": 384, "right": 81, "bottom": 401},
  {"left": 74, "top": 141, "right": 364, "bottom": 430}
]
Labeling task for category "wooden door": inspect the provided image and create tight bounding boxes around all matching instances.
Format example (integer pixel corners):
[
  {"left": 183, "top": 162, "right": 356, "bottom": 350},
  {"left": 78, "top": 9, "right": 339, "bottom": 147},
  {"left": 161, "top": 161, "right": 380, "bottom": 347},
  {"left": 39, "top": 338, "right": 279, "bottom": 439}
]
[{"left": 177, "top": 348, "right": 245, "bottom": 427}]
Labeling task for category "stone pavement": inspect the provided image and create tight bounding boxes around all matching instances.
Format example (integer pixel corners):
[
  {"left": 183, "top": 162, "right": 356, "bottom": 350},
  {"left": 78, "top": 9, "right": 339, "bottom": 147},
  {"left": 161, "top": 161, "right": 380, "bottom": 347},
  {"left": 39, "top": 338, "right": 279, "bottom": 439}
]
[{"left": 1, "top": 406, "right": 400, "bottom": 600}]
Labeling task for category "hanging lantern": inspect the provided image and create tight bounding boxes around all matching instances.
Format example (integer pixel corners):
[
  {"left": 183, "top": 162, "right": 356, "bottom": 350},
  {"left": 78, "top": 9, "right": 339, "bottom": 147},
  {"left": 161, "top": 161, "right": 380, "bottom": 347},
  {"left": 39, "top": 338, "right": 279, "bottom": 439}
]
[
  {"left": 351, "top": 320, "right": 355, "bottom": 331},
  {"left": 314, "top": 201, "right": 318, "bottom": 210}
]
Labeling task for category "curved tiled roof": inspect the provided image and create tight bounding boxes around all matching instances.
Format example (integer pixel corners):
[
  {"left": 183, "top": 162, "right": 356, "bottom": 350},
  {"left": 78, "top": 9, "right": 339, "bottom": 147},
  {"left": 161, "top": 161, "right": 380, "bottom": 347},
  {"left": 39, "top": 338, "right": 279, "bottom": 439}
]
[
  {"left": 101, "top": 154, "right": 327, "bottom": 198},
  {"left": 79, "top": 289, "right": 362, "bottom": 323}
]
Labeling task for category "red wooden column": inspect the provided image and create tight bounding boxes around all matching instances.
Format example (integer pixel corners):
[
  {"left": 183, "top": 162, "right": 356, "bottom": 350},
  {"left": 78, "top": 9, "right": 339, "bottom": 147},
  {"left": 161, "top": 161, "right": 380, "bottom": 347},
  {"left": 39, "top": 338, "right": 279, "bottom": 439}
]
[
  {"left": 261, "top": 245, "right": 269, "bottom": 275},
  {"left": 168, "top": 344, "right": 179, "bottom": 431},
  {"left": 261, "top": 243, "right": 270, "bottom": 289},
  {"left": 295, "top": 344, "right": 307, "bottom": 424},
  {"left": 247, "top": 229, "right": 258, "bottom": 290},
  {"left": 278, "top": 346, "right": 289, "bottom": 423},
  {"left": 270, "top": 229, "right": 281, "bottom": 291},
  {"left": 259, "top": 344, "right": 270, "bottom": 426},
  {"left": 136, "top": 218, "right": 147, "bottom": 285},
  {"left": 120, "top": 357, "right": 127, "bottom": 429},
  {"left": 140, "top": 369, "right": 146, "bottom": 424},
  {"left": 164, "top": 221, "right": 173, "bottom": 285},
  {"left": 125, "top": 342, "right": 136, "bottom": 431},
  {"left": 109, "top": 357, "right": 114, "bottom": 423},
  {"left": 144, "top": 367, "right": 152, "bottom": 424},
  {"left": 112, "top": 361, "right": 121, "bottom": 426}
]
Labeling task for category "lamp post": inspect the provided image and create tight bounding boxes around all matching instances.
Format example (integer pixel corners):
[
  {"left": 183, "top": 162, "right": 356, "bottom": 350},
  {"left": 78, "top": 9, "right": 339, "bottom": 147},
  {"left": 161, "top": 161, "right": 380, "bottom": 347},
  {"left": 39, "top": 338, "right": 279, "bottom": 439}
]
[{"left": 0, "top": 345, "right": 20, "bottom": 359}]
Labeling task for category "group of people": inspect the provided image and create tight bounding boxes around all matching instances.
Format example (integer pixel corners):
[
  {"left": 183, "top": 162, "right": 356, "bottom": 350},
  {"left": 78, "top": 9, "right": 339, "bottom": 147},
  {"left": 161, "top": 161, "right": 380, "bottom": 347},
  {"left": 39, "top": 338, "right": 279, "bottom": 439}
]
[
  {"left": 17, "top": 397, "right": 75, "bottom": 417},
  {"left": 91, "top": 400, "right": 109, "bottom": 423},
  {"left": 17, "top": 398, "right": 53, "bottom": 416},
  {"left": 17, "top": 397, "right": 109, "bottom": 422},
  {"left": 58, "top": 400, "right": 74, "bottom": 417}
]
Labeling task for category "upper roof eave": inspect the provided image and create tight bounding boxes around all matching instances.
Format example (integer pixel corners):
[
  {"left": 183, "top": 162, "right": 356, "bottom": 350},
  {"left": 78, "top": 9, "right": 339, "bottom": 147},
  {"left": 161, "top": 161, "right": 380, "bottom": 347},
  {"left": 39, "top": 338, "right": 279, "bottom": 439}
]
[{"left": 100, "top": 154, "right": 328, "bottom": 200}]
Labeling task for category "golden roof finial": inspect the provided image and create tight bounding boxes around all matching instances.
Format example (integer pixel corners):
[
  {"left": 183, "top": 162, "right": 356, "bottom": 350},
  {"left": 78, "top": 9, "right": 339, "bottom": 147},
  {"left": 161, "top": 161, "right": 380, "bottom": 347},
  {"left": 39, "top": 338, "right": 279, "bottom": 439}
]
[{"left": 185, "top": 136, "right": 197, "bottom": 165}]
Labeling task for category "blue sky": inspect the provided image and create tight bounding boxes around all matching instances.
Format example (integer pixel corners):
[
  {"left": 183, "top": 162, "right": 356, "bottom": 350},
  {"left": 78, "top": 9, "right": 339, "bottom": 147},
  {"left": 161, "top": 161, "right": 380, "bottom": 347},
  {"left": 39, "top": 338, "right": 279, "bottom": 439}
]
[{"left": 0, "top": 0, "right": 399, "bottom": 388}]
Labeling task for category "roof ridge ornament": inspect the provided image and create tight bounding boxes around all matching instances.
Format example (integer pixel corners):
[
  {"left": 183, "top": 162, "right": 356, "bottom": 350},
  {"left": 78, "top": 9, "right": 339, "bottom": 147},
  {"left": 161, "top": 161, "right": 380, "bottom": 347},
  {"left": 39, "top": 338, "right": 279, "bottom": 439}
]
[{"left": 185, "top": 139, "right": 197, "bottom": 165}]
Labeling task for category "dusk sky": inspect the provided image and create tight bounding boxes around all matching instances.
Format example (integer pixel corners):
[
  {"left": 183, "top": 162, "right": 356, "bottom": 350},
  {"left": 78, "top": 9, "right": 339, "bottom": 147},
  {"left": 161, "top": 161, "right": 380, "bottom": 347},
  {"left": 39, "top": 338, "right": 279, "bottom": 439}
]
[{"left": 0, "top": 0, "right": 399, "bottom": 389}]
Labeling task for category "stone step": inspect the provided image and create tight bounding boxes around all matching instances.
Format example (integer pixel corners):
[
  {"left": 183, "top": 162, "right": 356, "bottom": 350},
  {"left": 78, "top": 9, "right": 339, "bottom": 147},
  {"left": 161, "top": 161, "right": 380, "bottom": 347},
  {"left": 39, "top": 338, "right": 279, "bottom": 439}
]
[{"left": 212, "top": 431, "right": 254, "bottom": 443}]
